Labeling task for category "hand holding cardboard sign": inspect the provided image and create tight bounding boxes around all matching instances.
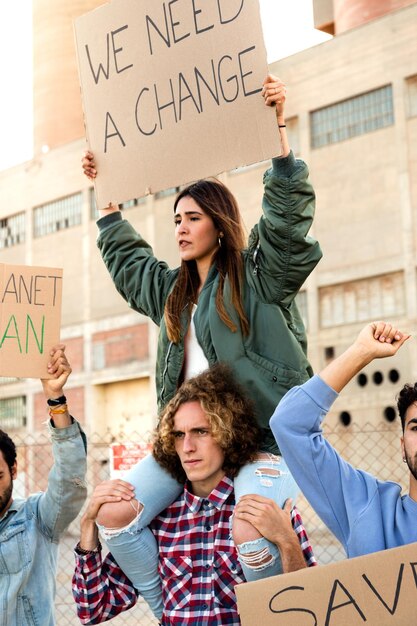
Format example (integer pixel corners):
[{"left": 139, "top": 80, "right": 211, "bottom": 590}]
[
  {"left": 82, "top": 150, "right": 96, "bottom": 181},
  {"left": 41, "top": 344, "right": 71, "bottom": 398},
  {"left": 83, "top": 150, "right": 120, "bottom": 215},
  {"left": 262, "top": 74, "right": 289, "bottom": 156},
  {"left": 262, "top": 74, "right": 286, "bottom": 113}
]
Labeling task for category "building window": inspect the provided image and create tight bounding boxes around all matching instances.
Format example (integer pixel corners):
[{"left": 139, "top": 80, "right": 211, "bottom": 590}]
[
  {"left": 319, "top": 272, "right": 404, "bottom": 328},
  {"left": 90, "top": 189, "right": 146, "bottom": 219},
  {"left": 324, "top": 346, "right": 335, "bottom": 361},
  {"left": 0, "top": 377, "right": 19, "bottom": 385},
  {"left": 406, "top": 75, "right": 417, "bottom": 117},
  {"left": 155, "top": 187, "right": 180, "bottom": 200},
  {"left": 310, "top": 85, "right": 394, "bottom": 149},
  {"left": 0, "top": 396, "right": 26, "bottom": 429},
  {"left": 295, "top": 290, "right": 308, "bottom": 330},
  {"left": 286, "top": 116, "right": 300, "bottom": 156},
  {"left": 89, "top": 188, "right": 97, "bottom": 220},
  {"left": 33, "top": 193, "right": 82, "bottom": 237},
  {"left": 121, "top": 198, "right": 146, "bottom": 209},
  {"left": 229, "top": 160, "right": 269, "bottom": 176},
  {"left": 0, "top": 213, "right": 25, "bottom": 249}
]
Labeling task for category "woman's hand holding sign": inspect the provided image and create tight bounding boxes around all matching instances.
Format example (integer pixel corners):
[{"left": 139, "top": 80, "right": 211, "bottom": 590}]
[{"left": 262, "top": 74, "right": 289, "bottom": 157}]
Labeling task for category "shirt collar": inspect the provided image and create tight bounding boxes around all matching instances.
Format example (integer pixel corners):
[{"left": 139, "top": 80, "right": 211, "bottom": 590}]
[
  {"left": 0, "top": 498, "right": 24, "bottom": 523},
  {"left": 184, "top": 475, "right": 234, "bottom": 513}
]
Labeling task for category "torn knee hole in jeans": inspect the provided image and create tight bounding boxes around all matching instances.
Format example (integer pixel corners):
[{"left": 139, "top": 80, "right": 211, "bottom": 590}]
[
  {"left": 238, "top": 546, "right": 274, "bottom": 570},
  {"left": 254, "top": 466, "right": 287, "bottom": 487},
  {"left": 100, "top": 500, "right": 144, "bottom": 537}
]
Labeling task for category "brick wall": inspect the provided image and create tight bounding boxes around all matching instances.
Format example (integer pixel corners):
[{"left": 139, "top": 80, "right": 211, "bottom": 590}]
[
  {"left": 34, "top": 385, "right": 85, "bottom": 430},
  {"left": 92, "top": 324, "right": 149, "bottom": 369}
]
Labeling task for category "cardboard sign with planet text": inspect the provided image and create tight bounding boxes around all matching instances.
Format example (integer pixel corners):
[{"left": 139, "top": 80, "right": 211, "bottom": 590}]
[{"left": 0, "top": 264, "right": 63, "bottom": 379}]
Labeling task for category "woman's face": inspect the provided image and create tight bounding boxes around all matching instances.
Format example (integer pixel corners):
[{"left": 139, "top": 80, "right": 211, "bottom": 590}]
[{"left": 174, "top": 196, "right": 219, "bottom": 268}]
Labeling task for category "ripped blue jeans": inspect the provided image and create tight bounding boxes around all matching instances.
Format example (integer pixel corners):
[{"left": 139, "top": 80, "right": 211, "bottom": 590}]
[
  {"left": 234, "top": 452, "right": 299, "bottom": 579},
  {"left": 98, "top": 452, "right": 298, "bottom": 620}
]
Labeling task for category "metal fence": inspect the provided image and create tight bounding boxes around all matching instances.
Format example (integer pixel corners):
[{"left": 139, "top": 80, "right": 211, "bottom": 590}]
[{"left": 11, "top": 420, "right": 408, "bottom": 625}]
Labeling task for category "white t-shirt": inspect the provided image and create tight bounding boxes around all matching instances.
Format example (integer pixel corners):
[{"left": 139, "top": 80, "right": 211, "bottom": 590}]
[{"left": 183, "top": 304, "right": 209, "bottom": 380}]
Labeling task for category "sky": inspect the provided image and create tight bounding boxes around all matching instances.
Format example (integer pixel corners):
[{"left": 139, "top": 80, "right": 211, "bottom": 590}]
[{"left": 0, "top": 0, "right": 330, "bottom": 172}]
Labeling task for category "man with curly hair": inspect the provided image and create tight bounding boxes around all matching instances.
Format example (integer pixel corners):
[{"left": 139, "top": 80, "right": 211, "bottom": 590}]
[{"left": 73, "top": 364, "right": 316, "bottom": 625}]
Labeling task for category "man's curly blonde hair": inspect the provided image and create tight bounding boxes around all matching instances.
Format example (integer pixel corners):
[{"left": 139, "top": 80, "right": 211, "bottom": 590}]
[{"left": 152, "top": 363, "right": 262, "bottom": 483}]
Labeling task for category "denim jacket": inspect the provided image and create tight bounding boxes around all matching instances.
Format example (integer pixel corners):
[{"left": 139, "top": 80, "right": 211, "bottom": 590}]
[{"left": 0, "top": 419, "right": 87, "bottom": 626}]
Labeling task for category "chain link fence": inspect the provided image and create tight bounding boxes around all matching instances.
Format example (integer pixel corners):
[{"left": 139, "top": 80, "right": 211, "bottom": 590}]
[{"left": 12, "top": 420, "right": 408, "bottom": 625}]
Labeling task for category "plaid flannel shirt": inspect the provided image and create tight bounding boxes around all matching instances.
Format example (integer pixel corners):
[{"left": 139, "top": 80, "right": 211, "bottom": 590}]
[{"left": 73, "top": 476, "right": 316, "bottom": 625}]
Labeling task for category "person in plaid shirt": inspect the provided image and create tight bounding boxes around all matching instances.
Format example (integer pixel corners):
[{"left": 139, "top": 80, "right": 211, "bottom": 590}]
[{"left": 73, "top": 365, "right": 316, "bottom": 625}]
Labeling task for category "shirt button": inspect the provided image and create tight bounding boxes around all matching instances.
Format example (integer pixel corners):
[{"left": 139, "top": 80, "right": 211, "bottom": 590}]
[
  {"left": 205, "top": 563, "right": 210, "bottom": 569},
  {"left": 205, "top": 525, "right": 211, "bottom": 531},
  {"left": 202, "top": 603, "right": 208, "bottom": 609}
]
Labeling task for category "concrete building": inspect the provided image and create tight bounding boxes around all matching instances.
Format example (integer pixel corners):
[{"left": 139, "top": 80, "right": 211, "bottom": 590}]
[{"left": 1, "top": 0, "right": 417, "bottom": 445}]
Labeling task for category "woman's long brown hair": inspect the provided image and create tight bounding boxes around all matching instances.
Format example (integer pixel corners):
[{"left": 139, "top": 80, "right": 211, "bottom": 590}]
[{"left": 165, "top": 179, "right": 249, "bottom": 344}]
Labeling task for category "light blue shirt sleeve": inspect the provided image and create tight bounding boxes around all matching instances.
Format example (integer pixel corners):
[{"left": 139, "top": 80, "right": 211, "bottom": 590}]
[
  {"left": 37, "top": 419, "right": 87, "bottom": 541},
  {"left": 270, "top": 375, "right": 380, "bottom": 551}
]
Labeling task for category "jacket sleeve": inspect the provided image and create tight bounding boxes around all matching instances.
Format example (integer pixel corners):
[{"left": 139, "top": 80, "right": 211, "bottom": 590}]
[
  {"left": 72, "top": 550, "right": 138, "bottom": 624},
  {"left": 96, "top": 212, "right": 177, "bottom": 325},
  {"left": 36, "top": 419, "right": 87, "bottom": 542},
  {"left": 270, "top": 376, "right": 379, "bottom": 551},
  {"left": 246, "top": 151, "right": 322, "bottom": 305}
]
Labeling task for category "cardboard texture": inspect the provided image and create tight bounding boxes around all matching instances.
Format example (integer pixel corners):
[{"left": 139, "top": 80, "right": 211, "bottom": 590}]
[
  {"left": 0, "top": 264, "right": 63, "bottom": 379},
  {"left": 236, "top": 542, "right": 417, "bottom": 626},
  {"left": 74, "top": 0, "right": 281, "bottom": 208}
]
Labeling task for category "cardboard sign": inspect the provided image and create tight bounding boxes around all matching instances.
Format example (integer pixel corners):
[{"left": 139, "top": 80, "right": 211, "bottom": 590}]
[
  {"left": 236, "top": 542, "right": 417, "bottom": 626},
  {"left": 109, "top": 441, "right": 152, "bottom": 478},
  {"left": 74, "top": 0, "right": 281, "bottom": 208},
  {"left": 0, "top": 264, "right": 63, "bottom": 378}
]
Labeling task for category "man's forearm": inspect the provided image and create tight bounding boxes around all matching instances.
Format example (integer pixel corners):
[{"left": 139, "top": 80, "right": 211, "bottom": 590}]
[
  {"left": 271, "top": 521, "right": 308, "bottom": 573},
  {"left": 278, "top": 534, "right": 307, "bottom": 573},
  {"left": 79, "top": 517, "right": 100, "bottom": 552},
  {"left": 319, "top": 322, "right": 409, "bottom": 393},
  {"left": 319, "top": 344, "right": 374, "bottom": 393}
]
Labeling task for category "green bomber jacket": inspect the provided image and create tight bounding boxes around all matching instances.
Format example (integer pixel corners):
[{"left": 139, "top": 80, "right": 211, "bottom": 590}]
[{"left": 96, "top": 152, "right": 322, "bottom": 453}]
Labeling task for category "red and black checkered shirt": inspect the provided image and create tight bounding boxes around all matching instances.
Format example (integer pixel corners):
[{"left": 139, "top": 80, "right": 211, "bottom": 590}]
[{"left": 73, "top": 476, "right": 316, "bottom": 625}]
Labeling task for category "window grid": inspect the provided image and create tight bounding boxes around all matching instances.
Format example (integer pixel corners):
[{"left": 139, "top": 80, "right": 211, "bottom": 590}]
[
  {"left": 0, "top": 212, "right": 26, "bottom": 249},
  {"left": 319, "top": 272, "right": 404, "bottom": 328},
  {"left": 0, "top": 396, "right": 26, "bottom": 429},
  {"left": 89, "top": 189, "right": 146, "bottom": 219},
  {"left": 155, "top": 187, "right": 180, "bottom": 200},
  {"left": 286, "top": 116, "right": 300, "bottom": 156},
  {"left": 33, "top": 193, "right": 82, "bottom": 237},
  {"left": 407, "top": 75, "right": 417, "bottom": 117},
  {"left": 295, "top": 290, "right": 308, "bottom": 330},
  {"left": 0, "top": 377, "right": 19, "bottom": 385},
  {"left": 311, "top": 85, "right": 394, "bottom": 149}
]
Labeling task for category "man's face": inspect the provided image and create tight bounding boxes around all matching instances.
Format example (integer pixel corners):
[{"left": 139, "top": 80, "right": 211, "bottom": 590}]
[
  {"left": 172, "top": 400, "right": 225, "bottom": 497},
  {"left": 0, "top": 451, "right": 15, "bottom": 517},
  {"left": 401, "top": 402, "right": 417, "bottom": 499}
]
